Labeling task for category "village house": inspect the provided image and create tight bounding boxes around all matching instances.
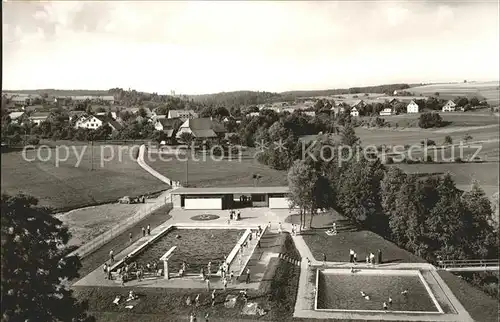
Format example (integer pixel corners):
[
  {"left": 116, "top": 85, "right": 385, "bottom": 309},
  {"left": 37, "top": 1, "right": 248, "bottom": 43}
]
[
  {"left": 8, "top": 111, "right": 25, "bottom": 123},
  {"left": 154, "top": 118, "right": 183, "bottom": 143},
  {"left": 74, "top": 115, "right": 104, "bottom": 130},
  {"left": 351, "top": 100, "right": 366, "bottom": 109},
  {"left": 176, "top": 118, "right": 226, "bottom": 140},
  {"left": 387, "top": 98, "right": 399, "bottom": 106},
  {"left": 73, "top": 114, "right": 122, "bottom": 132},
  {"left": 29, "top": 112, "right": 51, "bottom": 125},
  {"left": 442, "top": 100, "right": 457, "bottom": 112},
  {"left": 167, "top": 109, "right": 198, "bottom": 121},
  {"left": 68, "top": 111, "right": 87, "bottom": 122},
  {"left": 350, "top": 107, "right": 359, "bottom": 117},
  {"left": 107, "top": 119, "right": 124, "bottom": 132},
  {"left": 406, "top": 100, "right": 420, "bottom": 114},
  {"left": 379, "top": 108, "right": 393, "bottom": 116}
]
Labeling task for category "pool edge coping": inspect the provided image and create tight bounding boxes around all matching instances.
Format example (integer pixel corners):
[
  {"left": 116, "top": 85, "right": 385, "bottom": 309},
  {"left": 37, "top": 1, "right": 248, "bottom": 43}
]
[{"left": 314, "top": 268, "right": 445, "bottom": 315}]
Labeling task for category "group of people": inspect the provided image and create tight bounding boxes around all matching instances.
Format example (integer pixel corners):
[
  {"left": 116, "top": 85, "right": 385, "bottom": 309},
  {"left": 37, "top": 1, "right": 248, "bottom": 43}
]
[
  {"left": 227, "top": 209, "right": 241, "bottom": 222},
  {"left": 170, "top": 180, "right": 181, "bottom": 188},
  {"left": 349, "top": 249, "right": 383, "bottom": 265},
  {"left": 291, "top": 224, "right": 299, "bottom": 236},
  {"left": 104, "top": 249, "right": 163, "bottom": 284},
  {"left": 141, "top": 225, "right": 151, "bottom": 237},
  {"left": 359, "top": 289, "right": 409, "bottom": 312},
  {"left": 126, "top": 223, "right": 152, "bottom": 244},
  {"left": 326, "top": 222, "right": 338, "bottom": 235}
]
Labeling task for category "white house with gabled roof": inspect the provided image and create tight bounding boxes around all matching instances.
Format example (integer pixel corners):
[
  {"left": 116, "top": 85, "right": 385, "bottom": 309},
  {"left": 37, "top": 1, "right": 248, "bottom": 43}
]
[
  {"left": 406, "top": 100, "right": 420, "bottom": 114},
  {"left": 442, "top": 100, "right": 457, "bottom": 112}
]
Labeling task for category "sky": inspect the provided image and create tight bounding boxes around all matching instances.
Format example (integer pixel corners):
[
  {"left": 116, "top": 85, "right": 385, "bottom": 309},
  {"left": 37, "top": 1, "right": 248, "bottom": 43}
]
[{"left": 2, "top": 1, "right": 499, "bottom": 95}]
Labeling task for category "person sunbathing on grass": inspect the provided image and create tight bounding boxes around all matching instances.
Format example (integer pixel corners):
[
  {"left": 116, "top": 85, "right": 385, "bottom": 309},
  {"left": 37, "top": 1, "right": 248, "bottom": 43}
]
[
  {"left": 127, "top": 291, "right": 138, "bottom": 301},
  {"left": 113, "top": 296, "right": 121, "bottom": 305},
  {"left": 360, "top": 291, "right": 366, "bottom": 297}
]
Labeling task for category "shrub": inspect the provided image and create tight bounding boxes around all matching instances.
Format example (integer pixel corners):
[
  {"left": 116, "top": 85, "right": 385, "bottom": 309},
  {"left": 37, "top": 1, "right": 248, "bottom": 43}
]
[
  {"left": 455, "top": 157, "right": 463, "bottom": 163},
  {"left": 421, "top": 139, "right": 436, "bottom": 146},
  {"left": 443, "top": 135, "right": 453, "bottom": 145},
  {"left": 426, "top": 155, "right": 433, "bottom": 163},
  {"left": 27, "top": 137, "right": 40, "bottom": 145},
  {"left": 418, "top": 112, "right": 443, "bottom": 128}
]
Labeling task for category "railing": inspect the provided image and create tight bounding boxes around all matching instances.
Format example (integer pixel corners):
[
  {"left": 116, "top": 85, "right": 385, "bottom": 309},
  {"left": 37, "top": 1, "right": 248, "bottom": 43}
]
[
  {"left": 66, "top": 200, "right": 173, "bottom": 259},
  {"left": 437, "top": 259, "right": 498, "bottom": 270}
]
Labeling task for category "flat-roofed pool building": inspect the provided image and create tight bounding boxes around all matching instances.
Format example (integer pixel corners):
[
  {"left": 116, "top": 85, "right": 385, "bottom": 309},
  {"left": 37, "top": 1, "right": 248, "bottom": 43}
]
[{"left": 171, "top": 186, "right": 290, "bottom": 210}]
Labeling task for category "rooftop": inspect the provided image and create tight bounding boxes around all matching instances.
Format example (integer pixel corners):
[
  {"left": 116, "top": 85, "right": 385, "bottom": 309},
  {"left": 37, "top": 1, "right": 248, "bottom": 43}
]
[{"left": 172, "top": 186, "right": 289, "bottom": 195}]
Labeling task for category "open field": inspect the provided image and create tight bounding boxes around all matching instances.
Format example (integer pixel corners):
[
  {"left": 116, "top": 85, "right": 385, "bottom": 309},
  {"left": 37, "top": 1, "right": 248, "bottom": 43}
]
[
  {"left": 286, "top": 212, "right": 427, "bottom": 264},
  {"left": 317, "top": 271, "right": 437, "bottom": 311},
  {"left": 355, "top": 125, "right": 499, "bottom": 147},
  {"left": 368, "top": 110, "right": 499, "bottom": 128},
  {"left": 147, "top": 151, "right": 288, "bottom": 187},
  {"left": 392, "top": 162, "right": 499, "bottom": 197},
  {"left": 75, "top": 233, "right": 301, "bottom": 322},
  {"left": 301, "top": 112, "right": 499, "bottom": 147},
  {"left": 0, "top": 145, "right": 168, "bottom": 211},
  {"left": 407, "top": 81, "right": 500, "bottom": 104},
  {"left": 133, "top": 228, "right": 243, "bottom": 273},
  {"left": 55, "top": 203, "right": 144, "bottom": 247}
]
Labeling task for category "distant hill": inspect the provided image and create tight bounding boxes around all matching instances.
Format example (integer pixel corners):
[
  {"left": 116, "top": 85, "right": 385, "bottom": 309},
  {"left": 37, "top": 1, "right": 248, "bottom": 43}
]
[
  {"left": 2, "top": 89, "right": 111, "bottom": 96},
  {"left": 3, "top": 83, "right": 425, "bottom": 108},
  {"left": 187, "top": 83, "right": 424, "bottom": 106}
]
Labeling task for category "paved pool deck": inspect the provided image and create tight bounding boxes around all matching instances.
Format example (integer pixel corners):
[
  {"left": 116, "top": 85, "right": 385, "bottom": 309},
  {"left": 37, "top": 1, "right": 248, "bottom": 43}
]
[
  {"left": 290, "top": 223, "right": 474, "bottom": 321},
  {"left": 73, "top": 207, "right": 474, "bottom": 321},
  {"left": 73, "top": 208, "right": 293, "bottom": 289}
]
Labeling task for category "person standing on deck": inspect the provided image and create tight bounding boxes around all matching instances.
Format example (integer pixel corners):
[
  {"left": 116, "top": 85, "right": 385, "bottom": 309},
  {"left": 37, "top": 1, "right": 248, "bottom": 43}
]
[
  {"left": 230, "top": 271, "right": 235, "bottom": 283},
  {"left": 245, "top": 268, "right": 251, "bottom": 284},
  {"left": 349, "top": 249, "right": 354, "bottom": 263},
  {"left": 142, "top": 227, "right": 146, "bottom": 237},
  {"left": 147, "top": 225, "right": 151, "bottom": 235},
  {"left": 206, "top": 277, "right": 211, "bottom": 292},
  {"left": 109, "top": 250, "right": 114, "bottom": 263},
  {"left": 129, "top": 232, "right": 133, "bottom": 243},
  {"left": 377, "top": 249, "right": 383, "bottom": 264},
  {"left": 211, "top": 289, "right": 216, "bottom": 306}
]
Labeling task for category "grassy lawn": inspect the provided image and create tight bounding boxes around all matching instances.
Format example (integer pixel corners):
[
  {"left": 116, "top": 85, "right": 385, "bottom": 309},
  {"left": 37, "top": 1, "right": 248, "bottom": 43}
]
[
  {"left": 55, "top": 203, "right": 144, "bottom": 247},
  {"left": 1, "top": 145, "right": 168, "bottom": 211},
  {"left": 392, "top": 162, "right": 499, "bottom": 200},
  {"left": 317, "top": 271, "right": 437, "bottom": 311},
  {"left": 286, "top": 211, "right": 426, "bottom": 264},
  {"left": 74, "top": 233, "right": 301, "bottom": 322},
  {"left": 438, "top": 271, "right": 499, "bottom": 322},
  {"left": 147, "top": 151, "right": 287, "bottom": 187}
]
